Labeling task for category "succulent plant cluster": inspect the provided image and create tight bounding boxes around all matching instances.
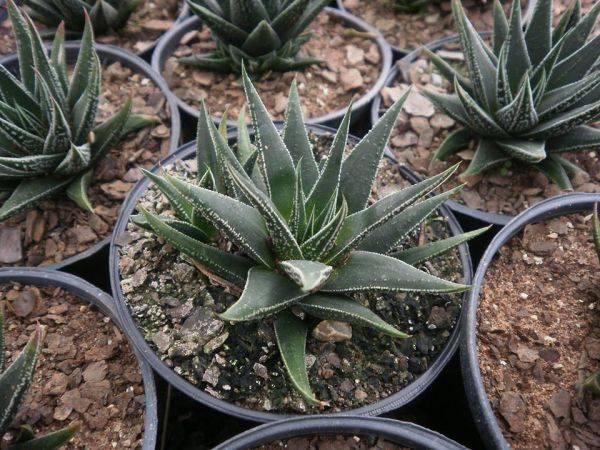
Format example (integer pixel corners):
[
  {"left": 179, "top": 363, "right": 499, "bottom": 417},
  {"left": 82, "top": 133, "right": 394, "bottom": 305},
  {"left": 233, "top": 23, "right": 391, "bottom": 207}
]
[
  {"left": 132, "top": 64, "right": 484, "bottom": 404},
  {"left": 585, "top": 204, "right": 600, "bottom": 394},
  {"left": 0, "top": 2, "right": 155, "bottom": 222},
  {"left": 183, "top": 0, "right": 330, "bottom": 75},
  {"left": 0, "top": 307, "right": 76, "bottom": 449},
  {"left": 423, "top": 0, "right": 600, "bottom": 189},
  {"left": 21, "top": 0, "right": 142, "bottom": 36}
]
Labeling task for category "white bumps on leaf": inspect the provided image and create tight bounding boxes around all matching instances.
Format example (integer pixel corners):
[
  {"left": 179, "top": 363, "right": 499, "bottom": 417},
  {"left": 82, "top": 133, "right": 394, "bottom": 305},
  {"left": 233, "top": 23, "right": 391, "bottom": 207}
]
[{"left": 279, "top": 260, "right": 333, "bottom": 292}]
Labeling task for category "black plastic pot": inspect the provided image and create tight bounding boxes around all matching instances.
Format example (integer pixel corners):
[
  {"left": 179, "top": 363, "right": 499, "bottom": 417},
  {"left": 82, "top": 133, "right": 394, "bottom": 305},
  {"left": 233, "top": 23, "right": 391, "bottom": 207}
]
[
  {"left": 151, "top": 7, "right": 392, "bottom": 130},
  {"left": 461, "top": 192, "right": 600, "bottom": 450},
  {"left": 371, "top": 33, "right": 513, "bottom": 230},
  {"left": 336, "top": 0, "right": 536, "bottom": 59},
  {"left": 0, "top": 267, "right": 158, "bottom": 450},
  {"left": 213, "top": 416, "right": 467, "bottom": 450},
  {"left": 0, "top": 43, "right": 181, "bottom": 272},
  {"left": 110, "top": 122, "right": 474, "bottom": 423}
]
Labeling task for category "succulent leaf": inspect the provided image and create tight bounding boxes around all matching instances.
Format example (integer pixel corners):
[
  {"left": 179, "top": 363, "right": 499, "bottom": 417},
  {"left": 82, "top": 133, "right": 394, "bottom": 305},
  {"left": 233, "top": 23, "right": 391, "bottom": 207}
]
[
  {"left": 300, "top": 294, "right": 409, "bottom": 338},
  {"left": 8, "top": 424, "right": 78, "bottom": 450},
  {"left": 0, "top": 327, "right": 41, "bottom": 436},
  {"left": 340, "top": 92, "right": 409, "bottom": 213},
  {"left": 392, "top": 227, "right": 490, "bottom": 265},
  {"left": 323, "top": 251, "right": 469, "bottom": 294},
  {"left": 220, "top": 267, "right": 309, "bottom": 321},
  {"left": 273, "top": 310, "right": 321, "bottom": 405},
  {"left": 279, "top": 260, "right": 333, "bottom": 292}
]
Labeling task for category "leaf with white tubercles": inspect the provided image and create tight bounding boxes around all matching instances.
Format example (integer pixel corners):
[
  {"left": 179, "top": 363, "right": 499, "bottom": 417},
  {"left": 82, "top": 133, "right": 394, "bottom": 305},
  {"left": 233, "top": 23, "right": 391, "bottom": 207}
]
[
  {"left": 138, "top": 206, "right": 254, "bottom": 286},
  {"left": 279, "top": 260, "right": 333, "bottom": 292},
  {"left": 357, "top": 185, "right": 464, "bottom": 255},
  {"left": 391, "top": 227, "right": 490, "bottom": 265},
  {"left": 327, "top": 164, "right": 459, "bottom": 264},
  {"left": 165, "top": 173, "right": 276, "bottom": 268},
  {"left": 0, "top": 326, "right": 42, "bottom": 437},
  {"left": 273, "top": 310, "right": 321, "bottom": 406},
  {"left": 220, "top": 267, "right": 309, "bottom": 321},
  {"left": 340, "top": 91, "right": 408, "bottom": 213},
  {"left": 322, "top": 251, "right": 469, "bottom": 294},
  {"left": 300, "top": 294, "right": 409, "bottom": 338},
  {"left": 66, "top": 169, "right": 94, "bottom": 213},
  {"left": 462, "top": 139, "right": 510, "bottom": 177},
  {"left": 242, "top": 64, "right": 296, "bottom": 219}
]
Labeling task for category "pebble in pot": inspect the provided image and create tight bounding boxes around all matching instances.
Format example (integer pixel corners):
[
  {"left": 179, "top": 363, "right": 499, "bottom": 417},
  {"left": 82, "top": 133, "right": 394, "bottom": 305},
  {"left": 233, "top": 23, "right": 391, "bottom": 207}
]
[
  {"left": 462, "top": 192, "right": 600, "bottom": 449},
  {"left": 153, "top": 2, "right": 392, "bottom": 128},
  {"left": 113, "top": 66, "right": 487, "bottom": 418},
  {"left": 0, "top": 3, "right": 179, "bottom": 269}
]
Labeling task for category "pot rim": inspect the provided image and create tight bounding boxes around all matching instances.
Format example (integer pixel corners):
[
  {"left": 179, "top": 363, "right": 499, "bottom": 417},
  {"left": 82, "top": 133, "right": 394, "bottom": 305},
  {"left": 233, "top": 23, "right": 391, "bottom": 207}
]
[
  {"left": 109, "top": 122, "right": 474, "bottom": 423},
  {"left": 0, "top": 267, "right": 158, "bottom": 450},
  {"left": 460, "top": 192, "right": 600, "bottom": 450},
  {"left": 0, "top": 42, "right": 182, "bottom": 271},
  {"left": 151, "top": 6, "right": 393, "bottom": 128},
  {"left": 213, "top": 416, "right": 467, "bottom": 450}
]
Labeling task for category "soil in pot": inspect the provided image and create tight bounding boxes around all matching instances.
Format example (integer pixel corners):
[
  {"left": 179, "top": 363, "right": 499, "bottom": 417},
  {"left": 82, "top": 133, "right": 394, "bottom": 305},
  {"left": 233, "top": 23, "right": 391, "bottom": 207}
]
[
  {"left": 163, "top": 11, "right": 382, "bottom": 121},
  {"left": 379, "top": 44, "right": 600, "bottom": 217},
  {"left": 253, "top": 435, "right": 408, "bottom": 449},
  {"left": 0, "top": 61, "right": 173, "bottom": 267},
  {"left": 340, "top": 0, "right": 525, "bottom": 52},
  {"left": 476, "top": 213, "right": 600, "bottom": 449},
  {"left": 0, "top": 0, "right": 183, "bottom": 57},
  {"left": 1, "top": 282, "right": 146, "bottom": 449},
  {"left": 116, "top": 133, "right": 466, "bottom": 414}
]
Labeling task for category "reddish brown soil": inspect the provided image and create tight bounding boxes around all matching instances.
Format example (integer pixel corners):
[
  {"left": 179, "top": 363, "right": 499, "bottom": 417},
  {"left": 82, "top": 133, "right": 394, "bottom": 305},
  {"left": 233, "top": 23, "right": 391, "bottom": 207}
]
[
  {"left": 1, "top": 283, "right": 146, "bottom": 449},
  {"left": 163, "top": 10, "right": 382, "bottom": 121},
  {"left": 0, "top": 61, "right": 173, "bottom": 267},
  {"left": 477, "top": 214, "right": 600, "bottom": 449}
]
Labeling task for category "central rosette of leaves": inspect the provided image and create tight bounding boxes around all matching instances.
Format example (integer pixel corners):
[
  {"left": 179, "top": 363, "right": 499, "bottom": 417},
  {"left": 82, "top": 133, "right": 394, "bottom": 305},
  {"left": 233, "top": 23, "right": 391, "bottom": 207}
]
[{"left": 135, "top": 65, "right": 482, "bottom": 404}]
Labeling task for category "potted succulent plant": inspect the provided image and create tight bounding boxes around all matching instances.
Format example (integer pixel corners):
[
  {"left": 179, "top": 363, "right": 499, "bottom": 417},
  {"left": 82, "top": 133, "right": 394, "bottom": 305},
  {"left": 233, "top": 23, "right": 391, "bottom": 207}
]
[
  {"left": 152, "top": 1, "right": 392, "bottom": 129},
  {"left": 110, "top": 66, "right": 485, "bottom": 421},
  {"left": 0, "top": 268, "right": 158, "bottom": 449},
  {"left": 373, "top": 0, "right": 600, "bottom": 227},
  {"left": 462, "top": 192, "right": 600, "bottom": 449},
  {"left": 213, "top": 416, "right": 467, "bottom": 450},
  {"left": 337, "top": 0, "right": 536, "bottom": 56},
  {"left": 0, "top": 2, "right": 180, "bottom": 269},
  {"left": 0, "top": 0, "right": 190, "bottom": 59}
]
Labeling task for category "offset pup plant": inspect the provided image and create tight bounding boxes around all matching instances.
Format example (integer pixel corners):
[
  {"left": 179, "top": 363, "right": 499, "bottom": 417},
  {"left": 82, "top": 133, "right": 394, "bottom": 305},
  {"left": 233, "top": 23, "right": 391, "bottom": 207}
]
[
  {"left": 0, "top": 308, "right": 77, "bottom": 449},
  {"left": 423, "top": 0, "right": 600, "bottom": 189},
  {"left": 183, "top": 0, "right": 330, "bottom": 74},
  {"left": 0, "top": 2, "right": 155, "bottom": 222},
  {"left": 20, "top": 0, "right": 142, "bottom": 36},
  {"left": 132, "top": 65, "right": 485, "bottom": 404},
  {"left": 585, "top": 203, "right": 600, "bottom": 394}
]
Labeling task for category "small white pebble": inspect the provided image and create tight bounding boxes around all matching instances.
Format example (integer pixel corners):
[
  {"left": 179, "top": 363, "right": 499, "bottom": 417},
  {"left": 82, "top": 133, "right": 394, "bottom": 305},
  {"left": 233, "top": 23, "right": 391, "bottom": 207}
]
[
  {"left": 519, "top": 293, "right": 529, "bottom": 300},
  {"left": 530, "top": 315, "right": 538, "bottom": 320}
]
